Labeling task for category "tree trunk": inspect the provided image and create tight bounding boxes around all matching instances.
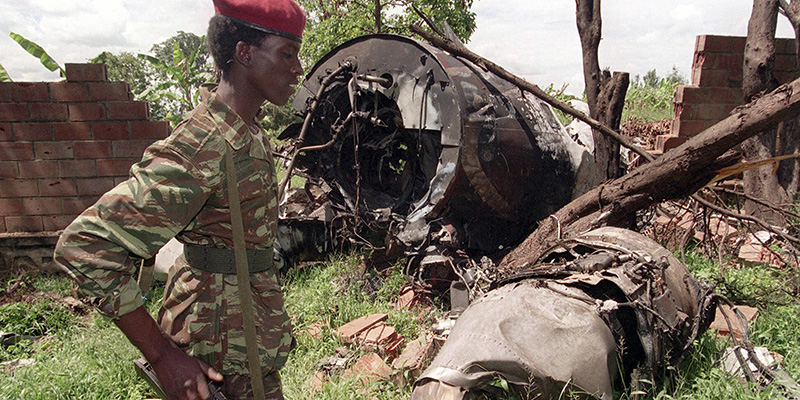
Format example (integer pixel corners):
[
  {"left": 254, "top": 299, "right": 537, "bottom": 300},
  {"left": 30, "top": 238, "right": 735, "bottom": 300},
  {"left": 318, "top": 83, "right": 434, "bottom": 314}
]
[
  {"left": 742, "top": 0, "right": 794, "bottom": 225},
  {"left": 374, "top": 0, "right": 382, "bottom": 33},
  {"left": 597, "top": 71, "right": 630, "bottom": 179},
  {"left": 500, "top": 77, "right": 800, "bottom": 270},
  {"left": 576, "top": 0, "right": 628, "bottom": 180}
]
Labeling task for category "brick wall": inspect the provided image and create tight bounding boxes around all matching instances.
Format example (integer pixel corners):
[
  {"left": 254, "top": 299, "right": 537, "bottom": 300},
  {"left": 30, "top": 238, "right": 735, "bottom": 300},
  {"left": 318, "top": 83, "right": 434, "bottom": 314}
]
[
  {"left": 657, "top": 35, "right": 798, "bottom": 151},
  {"left": 0, "top": 63, "right": 170, "bottom": 234}
]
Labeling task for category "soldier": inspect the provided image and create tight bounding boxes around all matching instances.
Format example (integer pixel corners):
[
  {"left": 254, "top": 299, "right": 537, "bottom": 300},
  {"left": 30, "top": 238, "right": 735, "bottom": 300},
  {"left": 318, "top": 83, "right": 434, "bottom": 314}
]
[{"left": 53, "top": 0, "right": 305, "bottom": 399}]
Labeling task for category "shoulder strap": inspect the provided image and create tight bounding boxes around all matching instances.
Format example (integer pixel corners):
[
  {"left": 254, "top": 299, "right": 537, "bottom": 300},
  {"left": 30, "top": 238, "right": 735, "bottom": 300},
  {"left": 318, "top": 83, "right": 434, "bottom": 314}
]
[{"left": 224, "top": 146, "right": 267, "bottom": 400}]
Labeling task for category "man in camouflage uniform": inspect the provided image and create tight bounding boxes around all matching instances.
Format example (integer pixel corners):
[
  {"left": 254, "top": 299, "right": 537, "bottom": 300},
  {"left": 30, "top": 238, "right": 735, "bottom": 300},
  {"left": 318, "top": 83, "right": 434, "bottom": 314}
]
[{"left": 53, "top": 0, "right": 305, "bottom": 399}]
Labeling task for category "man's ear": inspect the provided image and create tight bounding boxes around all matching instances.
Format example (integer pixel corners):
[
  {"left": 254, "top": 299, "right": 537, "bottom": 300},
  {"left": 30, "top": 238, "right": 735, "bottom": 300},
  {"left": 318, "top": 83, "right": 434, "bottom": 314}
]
[{"left": 234, "top": 41, "right": 252, "bottom": 67}]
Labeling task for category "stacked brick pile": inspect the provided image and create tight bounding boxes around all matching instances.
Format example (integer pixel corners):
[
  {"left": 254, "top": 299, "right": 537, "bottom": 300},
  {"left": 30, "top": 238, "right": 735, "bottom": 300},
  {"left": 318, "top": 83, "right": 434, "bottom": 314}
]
[
  {"left": 0, "top": 63, "right": 170, "bottom": 234},
  {"left": 658, "top": 35, "right": 798, "bottom": 151}
]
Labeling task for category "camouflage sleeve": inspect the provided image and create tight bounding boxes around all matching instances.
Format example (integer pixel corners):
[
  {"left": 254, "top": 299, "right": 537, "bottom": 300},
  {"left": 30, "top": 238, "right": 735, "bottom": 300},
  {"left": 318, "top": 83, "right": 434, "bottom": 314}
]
[{"left": 54, "top": 137, "right": 221, "bottom": 319}]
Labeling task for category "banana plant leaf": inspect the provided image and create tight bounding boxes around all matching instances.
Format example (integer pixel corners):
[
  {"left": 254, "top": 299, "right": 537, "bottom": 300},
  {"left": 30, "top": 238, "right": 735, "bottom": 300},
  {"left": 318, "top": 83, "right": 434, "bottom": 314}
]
[{"left": 9, "top": 32, "right": 64, "bottom": 77}]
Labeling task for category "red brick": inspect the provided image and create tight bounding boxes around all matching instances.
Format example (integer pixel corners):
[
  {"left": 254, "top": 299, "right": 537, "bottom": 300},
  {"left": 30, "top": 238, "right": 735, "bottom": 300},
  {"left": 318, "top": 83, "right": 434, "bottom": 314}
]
[
  {"left": 39, "top": 179, "right": 78, "bottom": 197},
  {"left": 0, "top": 103, "right": 29, "bottom": 121},
  {"left": 89, "top": 82, "right": 131, "bottom": 101},
  {"left": 695, "top": 69, "right": 730, "bottom": 87},
  {"left": 776, "top": 38, "right": 796, "bottom": 54},
  {"left": 674, "top": 120, "right": 711, "bottom": 138},
  {"left": 74, "top": 140, "right": 112, "bottom": 158},
  {"left": 65, "top": 63, "right": 107, "bottom": 82},
  {"left": 775, "top": 71, "right": 800, "bottom": 85},
  {"left": 0, "top": 123, "right": 11, "bottom": 141},
  {"left": 59, "top": 159, "right": 97, "bottom": 177},
  {"left": 692, "top": 52, "right": 714, "bottom": 70},
  {"left": 0, "top": 198, "right": 23, "bottom": 216},
  {"left": 673, "top": 85, "right": 709, "bottom": 104},
  {"left": 655, "top": 135, "right": 690, "bottom": 152},
  {"left": 92, "top": 122, "right": 130, "bottom": 139},
  {"left": 710, "top": 87, "right": 743, "bottom": 104},
  {"left": 774, "top": 53, "right": 797, "bottom": 72},
  {"left": 715, "top": 53, "right": 744, "bottom": 71},
  {"left": 131, "top": 120, "right": 171, "bottom": 139},
  {"left": 35, "top": 141, "right": 74, "bottom": 160},
  {"left": 62, "top": 196, "right": 98, "bottom": 214},
  {"left": 68, "top": 103, "right": 106, "bottom": 121},
  {"left": 12, "top": 122, "right": 54, "bottom": 141},
  {"left": 692, "top": 103, "right": 731, "bottom": 121},
  {"left": 77, "top": 177, "right": 116, "bottom": 196},
  {"left": 54, "top": 122, "right": 93, "bottom": 140},
  {"left": 107, "top": 101, "right": 149, "bottom": 120},
  {"left": 8, "top": 82, "right": 49, "bottom": 102},
  {"left": 728, "top": 69, "right": 744, "bottom": 86},
  {"left": 97, "top": 159, "right": 133, "bottom": 176},
  {"left": 343, "top": 353, "right": 392, "bottom": 386},
  {"left": 0, "top": 161, "right": 18, "bottom": 178},
  {"left": 338, "top": 314, "right": 388, "bottom": 342},
  {"left": 0, "top": 83, "right": 9, "bottom": 101},
  {"left": 5, "top": 216, "right": 43, "bottom": 232},
  {"left": 18, "top": 160, "right": 59, "bottom": 179},
  {"left": 0, "top": 217, "right": 6, "bottom": 233},
  {"left": 49, "top": 82, "right": 90, "bottom": 102},
  {"left": 691, "top": 66, "right": 702, "bottom": 86},
  {"left": 0, "top": 179, "right": 39, "bottom": 197},
  {"left": 0, "top": 142, "right": 34, "bottom": 160},
  {"left": 113, "top": 176, "right": 128, "bottom": 186},
  {"left": 30, "top": 103, "right": 68, "bottom": 121},
  {"left": 43, "top": 215, "right": 75, "bottom": 231},
  {"left": 113, "top": 139, "right": 152, "bottom": 158},
  {"left": 22, "top": 197, "right": 62, "bottom": 215},
  {"left": 696, "top": 35, "right": 746, "bottom": 53}
]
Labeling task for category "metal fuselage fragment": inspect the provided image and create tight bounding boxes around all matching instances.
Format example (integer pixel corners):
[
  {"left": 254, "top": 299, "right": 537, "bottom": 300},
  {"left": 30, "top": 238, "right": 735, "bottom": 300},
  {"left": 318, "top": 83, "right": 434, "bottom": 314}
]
[{"left": 286, "top": 34, "right": 594, "bottom": 254}]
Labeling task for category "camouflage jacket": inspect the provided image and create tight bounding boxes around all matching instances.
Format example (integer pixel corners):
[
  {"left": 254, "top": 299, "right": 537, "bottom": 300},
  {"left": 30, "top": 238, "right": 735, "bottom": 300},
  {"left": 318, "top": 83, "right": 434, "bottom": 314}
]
[{"left": 54, "top": 91, "right": 292, "bottom": 374}]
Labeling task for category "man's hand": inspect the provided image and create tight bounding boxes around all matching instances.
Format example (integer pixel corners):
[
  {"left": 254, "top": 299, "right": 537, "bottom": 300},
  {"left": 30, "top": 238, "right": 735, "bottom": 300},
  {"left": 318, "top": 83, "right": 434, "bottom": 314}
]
[
  {"left": 113, "top": 306, "right": 224, "bottom": 400},
  {"left": 149, "top": 344, "right": 224, "bottom": 400}
]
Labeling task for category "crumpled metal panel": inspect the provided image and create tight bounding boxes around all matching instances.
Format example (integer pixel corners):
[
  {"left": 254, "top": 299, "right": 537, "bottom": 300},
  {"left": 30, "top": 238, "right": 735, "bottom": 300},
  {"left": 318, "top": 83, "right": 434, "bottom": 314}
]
[
  {"left": 414, "top": 281, "right": 618, "bottom": 400},
  {"left": 289, "top": 34, "right": 596, "bottom": 253},
  {"left": 413, "top": 227, "right": 713, "bottom": 399}
]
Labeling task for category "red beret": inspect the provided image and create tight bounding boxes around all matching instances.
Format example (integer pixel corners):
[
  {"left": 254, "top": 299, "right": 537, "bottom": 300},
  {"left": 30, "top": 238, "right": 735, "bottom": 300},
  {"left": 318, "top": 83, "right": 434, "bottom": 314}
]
[{"left": 213, "top": 0, "right": 306, "bottom": 42}]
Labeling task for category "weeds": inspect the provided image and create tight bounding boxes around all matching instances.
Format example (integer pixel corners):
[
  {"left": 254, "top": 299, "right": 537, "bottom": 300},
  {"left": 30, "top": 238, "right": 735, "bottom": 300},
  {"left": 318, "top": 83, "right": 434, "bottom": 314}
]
[{"left": 0, "top": 243, "right": 798, "bottom": 399}]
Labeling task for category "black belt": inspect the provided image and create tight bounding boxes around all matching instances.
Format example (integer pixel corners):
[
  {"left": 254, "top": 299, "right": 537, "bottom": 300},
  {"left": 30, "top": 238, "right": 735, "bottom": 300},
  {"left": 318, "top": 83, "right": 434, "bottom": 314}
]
[{"left": 183, "top": 244, "right": 273, "bottom": 274}]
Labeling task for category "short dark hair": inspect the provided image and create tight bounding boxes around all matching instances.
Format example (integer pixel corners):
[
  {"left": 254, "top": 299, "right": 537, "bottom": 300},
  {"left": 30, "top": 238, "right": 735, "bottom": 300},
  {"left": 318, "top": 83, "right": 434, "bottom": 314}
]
[{"left": 207, "top": 14, "right": 269, "bottom": 74}]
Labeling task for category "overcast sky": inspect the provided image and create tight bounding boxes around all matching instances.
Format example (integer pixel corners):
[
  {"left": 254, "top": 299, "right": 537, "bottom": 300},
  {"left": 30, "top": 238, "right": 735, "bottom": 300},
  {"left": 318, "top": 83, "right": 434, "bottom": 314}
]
[{"left": 1, "top": 1, "right": 796, "bottom": 96}]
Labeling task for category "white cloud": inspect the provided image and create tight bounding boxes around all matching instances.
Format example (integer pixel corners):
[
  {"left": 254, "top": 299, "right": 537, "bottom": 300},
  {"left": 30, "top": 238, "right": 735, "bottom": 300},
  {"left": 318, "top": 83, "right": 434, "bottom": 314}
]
[{"left": 0, "top": 0, "right": 795, "bottom": 93}]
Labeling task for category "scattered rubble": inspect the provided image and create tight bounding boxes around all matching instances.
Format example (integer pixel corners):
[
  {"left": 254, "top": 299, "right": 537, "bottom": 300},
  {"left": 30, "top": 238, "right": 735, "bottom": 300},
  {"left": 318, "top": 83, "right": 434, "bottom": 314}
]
[{"left": 709, "top": 304, "right": 759, "bottom": 341}]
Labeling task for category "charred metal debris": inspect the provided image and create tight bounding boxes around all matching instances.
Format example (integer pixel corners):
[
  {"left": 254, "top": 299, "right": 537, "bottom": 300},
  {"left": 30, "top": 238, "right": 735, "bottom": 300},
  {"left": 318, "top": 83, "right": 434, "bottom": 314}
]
[
  {"left": 276, "top": 34, "right": 596, "bottom": 270},
  {"left": 272, "top": 34, "right": 797, "bottom": 399},
  {"left": 411, "top": 227, "right": 716, "bottom": 399}
]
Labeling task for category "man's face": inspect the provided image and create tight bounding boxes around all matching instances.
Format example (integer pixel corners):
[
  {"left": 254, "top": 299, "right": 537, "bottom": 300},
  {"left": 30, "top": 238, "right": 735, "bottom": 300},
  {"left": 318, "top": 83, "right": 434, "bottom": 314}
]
[{"left": 247, "top": 35, "right": 303, "bottom": 106}]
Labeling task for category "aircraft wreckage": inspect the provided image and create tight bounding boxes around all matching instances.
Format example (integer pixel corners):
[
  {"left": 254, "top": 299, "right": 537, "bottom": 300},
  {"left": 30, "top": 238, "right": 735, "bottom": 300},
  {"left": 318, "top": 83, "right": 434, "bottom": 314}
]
[{"left": 276, "top": 34, "right": 715, "bottom": 399}]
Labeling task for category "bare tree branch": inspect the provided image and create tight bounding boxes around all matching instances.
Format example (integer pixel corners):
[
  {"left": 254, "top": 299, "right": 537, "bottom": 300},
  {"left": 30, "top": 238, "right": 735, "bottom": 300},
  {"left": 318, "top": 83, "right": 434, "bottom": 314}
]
[{"left": 409, "top": 24, "right": 654, "bottom": 162}]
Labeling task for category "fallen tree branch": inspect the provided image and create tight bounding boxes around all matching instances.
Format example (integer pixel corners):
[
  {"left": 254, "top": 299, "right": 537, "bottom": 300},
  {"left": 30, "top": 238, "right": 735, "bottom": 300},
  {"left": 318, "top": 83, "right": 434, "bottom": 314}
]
[
  {"left": 410, "top": 24, "right": 654, "bottom": 162},
  {"left": 692, "top": 192, "right": 800, "bottom": 247},
  {"left": 711, "top": 186, "right": 800, "bottom": 220},
  {"left": 500, "top": 79, "right": 800, "bottom": 270}
]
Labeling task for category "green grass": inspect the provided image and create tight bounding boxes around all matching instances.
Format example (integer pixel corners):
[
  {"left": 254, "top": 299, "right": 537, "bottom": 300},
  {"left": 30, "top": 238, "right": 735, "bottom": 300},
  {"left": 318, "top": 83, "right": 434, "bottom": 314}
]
[
  {"left": 281, "top": 252, "right": 422, "bottom": 400},
  {"left": 623, "top": 247, "right": 800, "bottom": 400},
  {"left": 0, "top": 246, "right": 797, "bottom": 399}
]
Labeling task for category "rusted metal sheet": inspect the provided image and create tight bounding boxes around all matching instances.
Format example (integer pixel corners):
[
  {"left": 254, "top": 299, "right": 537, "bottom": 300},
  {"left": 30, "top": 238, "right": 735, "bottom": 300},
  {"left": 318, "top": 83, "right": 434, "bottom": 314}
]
[
  {"left": 284, "top": 34, "right": 596, "bottom": 254},
  {"left": 411, "top": 227, "right": 715, "bottom": 399}
]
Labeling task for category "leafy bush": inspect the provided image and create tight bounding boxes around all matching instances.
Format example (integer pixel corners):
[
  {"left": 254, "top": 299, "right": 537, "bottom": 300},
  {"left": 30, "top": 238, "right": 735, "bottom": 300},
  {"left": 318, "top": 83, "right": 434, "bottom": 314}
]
[{"left": 623, "top": 67, "right": 686, "bottom": 123}]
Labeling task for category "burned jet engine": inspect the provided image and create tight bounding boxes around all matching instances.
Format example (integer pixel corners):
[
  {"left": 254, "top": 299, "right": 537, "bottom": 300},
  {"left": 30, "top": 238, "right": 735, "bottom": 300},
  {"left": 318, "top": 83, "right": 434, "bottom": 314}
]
[
  {"left": 411, "top": 227, "right": 715, "bottom": 400},
  {"left": 282, "top": 34, "right": 597, "bottom": 255}
]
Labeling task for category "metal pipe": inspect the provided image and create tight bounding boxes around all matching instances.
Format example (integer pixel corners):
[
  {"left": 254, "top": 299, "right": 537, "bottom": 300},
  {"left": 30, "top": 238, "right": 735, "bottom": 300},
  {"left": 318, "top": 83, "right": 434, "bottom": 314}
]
[{"left": 278, "top": 58, "right": 357, "bottom": 201}]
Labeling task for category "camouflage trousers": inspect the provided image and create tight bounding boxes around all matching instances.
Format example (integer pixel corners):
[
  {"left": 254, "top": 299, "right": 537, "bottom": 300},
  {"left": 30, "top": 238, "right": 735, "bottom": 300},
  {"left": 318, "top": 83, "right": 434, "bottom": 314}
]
[
  {"left": 157, "top": 256, "right": 294, "bottom": 396},
  {"left": 223, "top": 370, "right": 283, "bottom": 400}
]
